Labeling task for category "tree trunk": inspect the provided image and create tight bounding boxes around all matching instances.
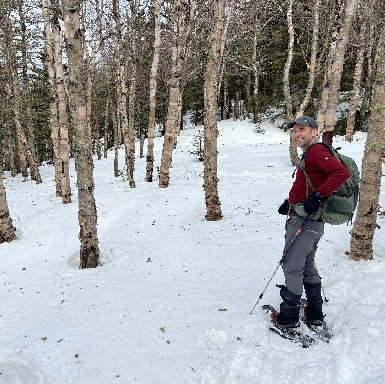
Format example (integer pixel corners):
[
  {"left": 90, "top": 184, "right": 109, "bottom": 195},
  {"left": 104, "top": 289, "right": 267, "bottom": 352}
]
[
  {"left": 18, "top": 0, "right": 40, "bottom": 182},
  {"left": 349, "top": 25, "right": 385, "bottom": 261},
  {"left": 42, "top": 0, "right": 62, "bottom": 196},
  {"left": 297, "top": 0, "right": 320, "bottom": 117},
  {"left": 283, "top": 0, "right": 299, "bottom": 166},
  {"left": 223, "top": 78, "right": 229, "bottom": 120},
  {"left": 345, "top": 23, "right": 366, "bottom": 142},
  {"left": 252, "top": 11, "right": 260, "bottom": 123},
  {"left": 113, "top": 108, "right": 120, "bottom": 178},
  {"left": 62, "top": 0, "right": 100, "bottom": 268},
  {"left": 159, "top": 0, "right": 185, "bottom": 188},
  {"left": 316, "top": 0, "right": 344, "bottom": 135},
  {"left": 0, "top": 13, "right": 42, "bottom": 184},
  {"left": 126, "top": 0, "right": 138, "bottom": 188},
  {"left": 359, "top": 24, "right": 375, "bottom": 123},
  {"left": 216, "top": 1, "right": 232, "bottom": 101},
  {"left": 322, "top": 0, "right": 359, "bottom": 147},
  {"left": 3, "top": 120, "right": 16, "bottom": 176},
  {"left": 103, "top": 97, "right": 110, "bottom": 158},
  {"left": 2, "top": 49, "right": 41, "bottom": 183},
  {"left": 0, "top": 171, "right": 16, "bottom": 243},
  {"left": 113, "top": 0, "right": 132, "bottom": 187},
  {"left": 203, "top": 0, "right": 224, "bottom": 222},
  {"left": 159, "top": 0, "right": 196, "bottom": 187},
  {"left": 235, "top": 91, "right": 240, "bottom": 119},
  {"left": 51, "top": 3, "right": 71, "bottom": 203},
  {"left": 146, "top": 0, "right": 161, "bottom": 182}
]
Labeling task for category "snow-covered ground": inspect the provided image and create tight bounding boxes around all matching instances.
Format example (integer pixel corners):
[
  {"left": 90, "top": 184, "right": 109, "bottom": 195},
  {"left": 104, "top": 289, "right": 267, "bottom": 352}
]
[{"left": 1, "top": 113, "right": 384, "bottom": 384}]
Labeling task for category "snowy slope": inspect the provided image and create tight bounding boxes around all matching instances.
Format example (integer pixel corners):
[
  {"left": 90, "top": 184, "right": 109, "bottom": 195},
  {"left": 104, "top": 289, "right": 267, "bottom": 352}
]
[{"left": 1, "top": 114, "right": 384, "bottom": 384}]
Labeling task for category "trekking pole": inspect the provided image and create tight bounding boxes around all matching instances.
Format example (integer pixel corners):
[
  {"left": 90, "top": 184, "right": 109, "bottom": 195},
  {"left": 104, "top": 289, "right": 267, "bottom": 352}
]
[
  {"left": 317, "top": 271, "right": 330, "bottom": 303},
  {"left": 321, "top": 282, "right": 329, "bottom": 303},
  {"left": 250, "top": 225, "right": 304, "bottom": 314},
  {"left": 249, "top": 256, "right": 284, "bottom": 314}
]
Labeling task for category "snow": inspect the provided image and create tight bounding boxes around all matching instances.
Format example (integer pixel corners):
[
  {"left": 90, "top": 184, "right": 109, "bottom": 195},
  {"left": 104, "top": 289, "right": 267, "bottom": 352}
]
[{"left": 1, "top": 113, "right": 385, "bottom": 384}]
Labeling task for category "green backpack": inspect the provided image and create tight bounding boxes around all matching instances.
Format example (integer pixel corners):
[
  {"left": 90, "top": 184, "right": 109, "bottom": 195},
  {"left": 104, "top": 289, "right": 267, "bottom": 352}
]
[{"left": 298, "top": 142, "right": 360, "bottom": 225}]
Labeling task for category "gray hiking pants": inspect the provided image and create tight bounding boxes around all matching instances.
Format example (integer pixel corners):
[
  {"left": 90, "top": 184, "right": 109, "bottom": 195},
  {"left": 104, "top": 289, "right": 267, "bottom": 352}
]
[
  {"left": 282, "top": 215, "right": 324, "bottom": 295},
  {"left": 278, "top": 215, "right": 325, "bottom": 325}
]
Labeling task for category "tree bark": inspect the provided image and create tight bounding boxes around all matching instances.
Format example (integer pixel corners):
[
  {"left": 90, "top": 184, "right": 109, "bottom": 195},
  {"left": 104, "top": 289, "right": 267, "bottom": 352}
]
[
  {"left": 51, "top": 3, "right": 71, "bottom": 203},
  {"left": 349, "top": 24, "right": 385, "bottom": 261},
  {"left": 283, "top": 0, "right": 299, "bottom": 166},
  {"left": 42, "top": 0, "right": 62, "bottom": 196},
  {"left": 1, "top": 43, "right": 42, "bottom": 183},
  {"left": 203, "top": 0, "right": 224, "bottom": 222},
  {"left": 345, "top": 22, "right": 366, "bottom": 142},
  {"left": 18, "top": 0, "right": 40, "bottom": 181},
  {"left": 126, "top": 0, "right": 138, "bottom": 188},
  {"left": 0, "top": 7, "right": 42, "bottom": 184},
  {"left": 322, "top": 0, "right": 359, "bottom": 147},
  {"left": 145, "top": 0, "right": 161, "bottom": 182},
  {"left": 103, "top": 96, "right": 110, "bottom": 158},
  {"left": 0, "top": 171, "right": 16, "bottom": 243},
  {"left": 251, "top": 11, "right": 260, "bottom": 123},
  {"left": 359, "top": 23, "right": 375, "bottom": 123},
  {"left": 113, "top": 0, "right": 132, "bottom": 187},
  {"left": 113, "top": 107, "right": 120, "bottom": 178},
  {"left": 159, "top": 0, "right": 196, "bottom": 187},
  {"left": 159, "top": 1, "right": 185, "bottom": 188},
  {"left": 297, "top": 0, "right": 320, "bottom": 117},
  {"left": 316, "top": 0, "right": 344, "bottom": 135},
  {"left": 62, "top": 0, "right": 100, "bottom": 268}
]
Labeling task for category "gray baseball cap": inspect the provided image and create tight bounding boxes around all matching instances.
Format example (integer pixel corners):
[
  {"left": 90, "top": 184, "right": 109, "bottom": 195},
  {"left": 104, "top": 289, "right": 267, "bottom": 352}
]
[{"left": 287, "top": 116, "right": 318, "bottom": 129}]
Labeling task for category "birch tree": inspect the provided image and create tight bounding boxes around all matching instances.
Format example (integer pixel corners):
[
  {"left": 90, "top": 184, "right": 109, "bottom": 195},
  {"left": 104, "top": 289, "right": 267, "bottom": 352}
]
[
  {"left": 41, "top": 0, "right": 71, "bottom": 203},
  {"left": 62, "top": 0, "right": 100, "bottom": 268},
  {"left": 282, "top": 0, "right": 299, "bottom": 166},
  {"left": 345, "top": 21, "right": 366, "bottom": 142},
  {"left": 126, "top": 0, "right": 139, "bottom": 188},
  {"left": 203, "top": 0, "right": 225, "bottom": 221},
  {"left": 0, "top": 3, "right": 42, "bottom": 184},
  {"left": 349, "top": 24, "right": 385, "bottom": 261},
  {"left": 145, "top": 0, "right": 162, "bottom": 182},
  {"left": 359, "top": 23, "right": 375, "bottom": 123},
  {"left": 316, "top": 0, "right": 344, "bottom": 135},
  {"left": 112, "top": 0, "right": 134, "bottom": 187},
  {"left": 296, "top": 0, "right": 321, "bottom": 118},
  {"left": 159, "top": 0, "right": 196, "bottom": 188},
  {"left": 42, "top": 0, "right": 61, "bottom": 196},
  {"left": 322, "top": 0, "right": 360, "bottom": 147}
]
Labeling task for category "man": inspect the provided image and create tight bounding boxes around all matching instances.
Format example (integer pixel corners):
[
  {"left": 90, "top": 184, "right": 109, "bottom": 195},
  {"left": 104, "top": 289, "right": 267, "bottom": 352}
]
[{"left": 274, "top": 116, "right": 350, "bottom": 328}]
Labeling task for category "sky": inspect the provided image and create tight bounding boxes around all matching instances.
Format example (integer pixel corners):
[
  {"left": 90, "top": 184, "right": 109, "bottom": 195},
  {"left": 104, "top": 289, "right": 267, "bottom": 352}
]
[{"left": 1, "top": 112, "right": 384, "bottom": 384}]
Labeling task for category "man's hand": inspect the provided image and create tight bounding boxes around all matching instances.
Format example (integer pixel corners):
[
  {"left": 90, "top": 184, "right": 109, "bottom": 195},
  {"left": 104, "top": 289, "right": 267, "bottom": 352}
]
[
  {"left": 278, "top": 199, "right": 290, "bottom": 215},
  {"left": 304, "top": 190, "right": 323, "bottom": 214}
]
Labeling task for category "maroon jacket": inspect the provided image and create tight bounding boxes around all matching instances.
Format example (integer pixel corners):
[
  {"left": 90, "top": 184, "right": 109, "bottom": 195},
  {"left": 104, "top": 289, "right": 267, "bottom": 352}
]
[{"left": 288, "top": 143, "right": 351, "bottom": 205}]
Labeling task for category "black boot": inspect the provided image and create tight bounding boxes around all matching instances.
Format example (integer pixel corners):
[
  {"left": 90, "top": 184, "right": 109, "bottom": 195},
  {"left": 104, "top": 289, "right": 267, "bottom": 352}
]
[
  {"left": 278, "top": 285, "right": 301, "bottom": 327},
  {"left": 304, "top": 282, "right": 324, "bottom": 323}
]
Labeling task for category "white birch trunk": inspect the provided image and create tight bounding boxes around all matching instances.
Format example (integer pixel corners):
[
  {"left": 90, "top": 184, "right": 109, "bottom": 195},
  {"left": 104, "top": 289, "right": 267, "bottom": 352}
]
[
  {"left": 51, "top": 5, "right": 72, "bottom": 203},
  {"left": 297, "top": 0, "right": 320, "bottom": 117},
  {"left": 203, "top": 0, "right": 225, "bottom": 222},
  {"left": 42, "top": 0, "right": 62, "bottom": 196},
  {"left": 62, "top": 0, "right": 100, "bottom": 268},
  {"left": 145, "top": 0, "right": 161, "bottom": 182},
  {"left": 323, "top": 0, "right": 360, "bottom": 147},
  {"left": 282, "top": 0, "right": 298, "bottom": 166}
]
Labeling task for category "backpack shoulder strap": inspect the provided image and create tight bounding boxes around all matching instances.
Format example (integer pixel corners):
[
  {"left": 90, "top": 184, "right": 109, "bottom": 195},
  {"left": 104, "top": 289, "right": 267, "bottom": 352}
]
[
  {"left": 299, "top": 142, "right": 334, "bottom": 171},
  {"left": 298, "top": 142, "right": 333, "bottom": 194}
]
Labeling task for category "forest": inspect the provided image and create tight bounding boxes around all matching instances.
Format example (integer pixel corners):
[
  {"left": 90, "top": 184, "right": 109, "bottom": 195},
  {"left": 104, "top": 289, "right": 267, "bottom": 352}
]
[{"left": 1, "top": 0, "right": 385, "bottom": 267}]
